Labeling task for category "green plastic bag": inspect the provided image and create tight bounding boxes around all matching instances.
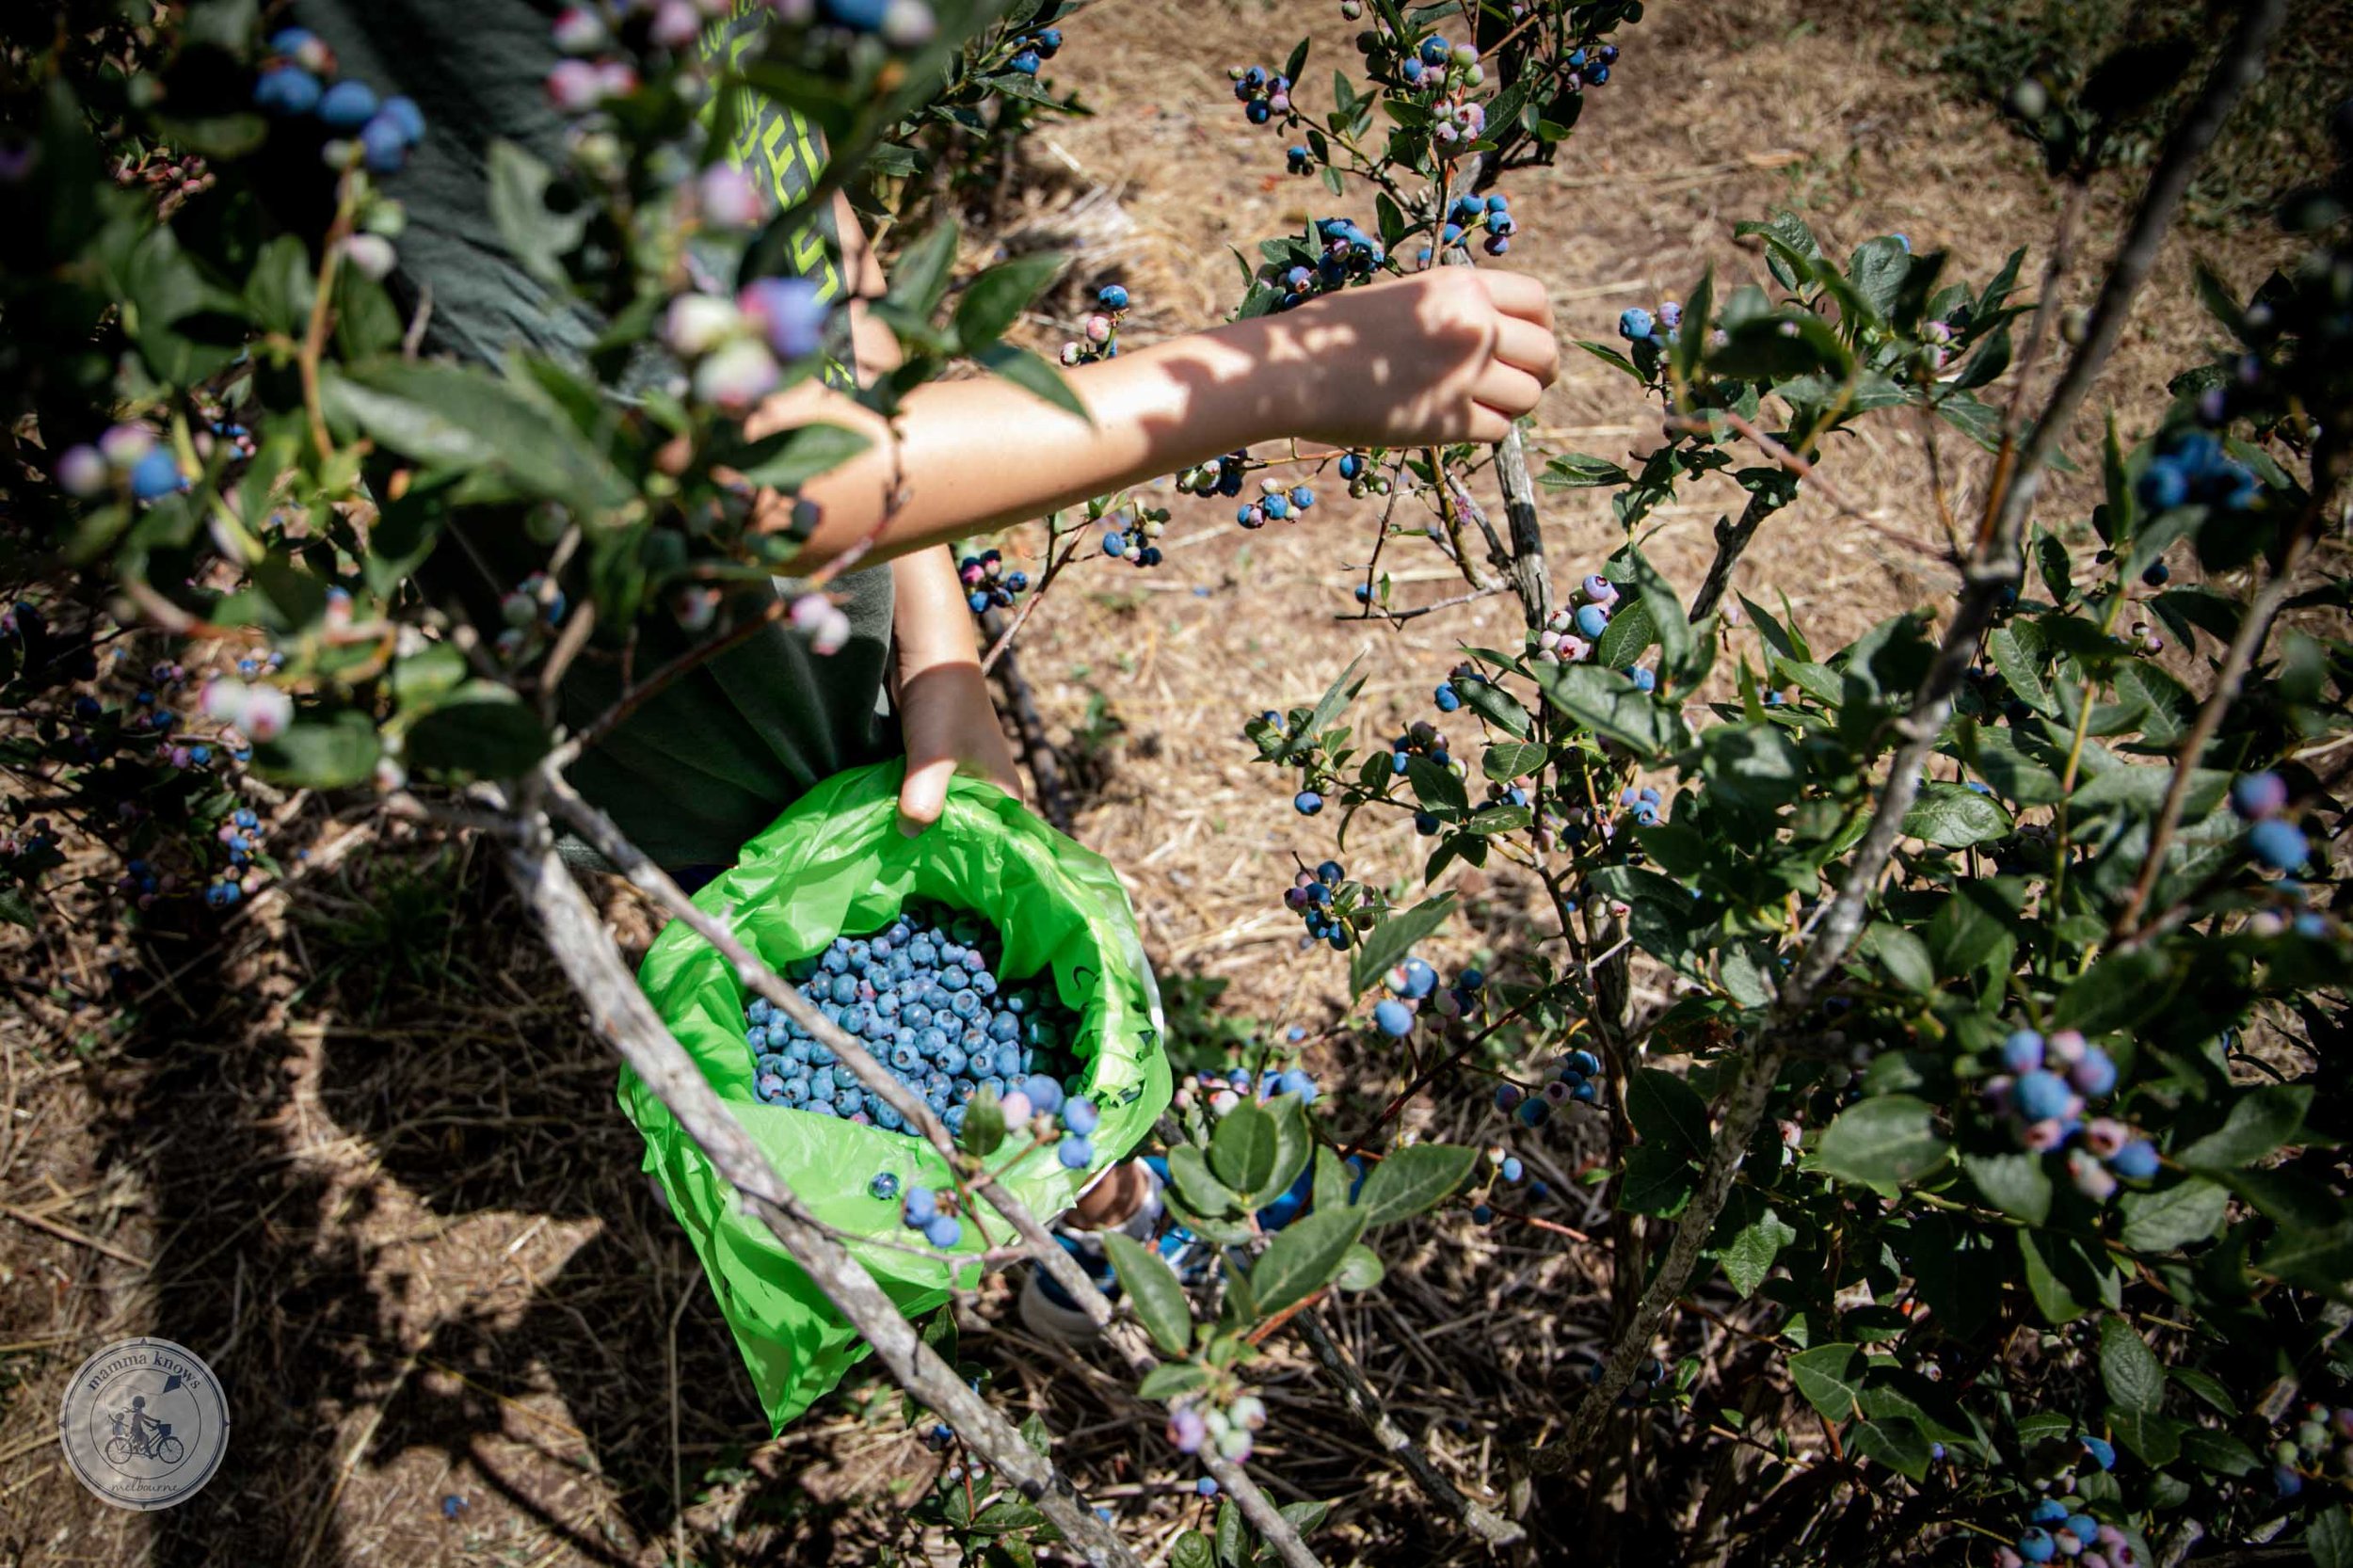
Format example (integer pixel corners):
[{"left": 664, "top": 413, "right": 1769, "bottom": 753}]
[{"left": 621, "top": 760, "right": 1172, "bottom": 1432}]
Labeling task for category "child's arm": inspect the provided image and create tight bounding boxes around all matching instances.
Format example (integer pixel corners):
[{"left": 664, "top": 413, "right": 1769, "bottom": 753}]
[
  {"left": 747, "top": 263, "right": 1560, "bottom": 571},
  {"left": 834, "top": 195, "right": 1024, "bottom": 835}
]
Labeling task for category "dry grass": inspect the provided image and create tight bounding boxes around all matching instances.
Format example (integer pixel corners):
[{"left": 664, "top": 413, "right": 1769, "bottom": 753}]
[{"left": 0, "top": 2, "right": 2334, "bottom": 1564}]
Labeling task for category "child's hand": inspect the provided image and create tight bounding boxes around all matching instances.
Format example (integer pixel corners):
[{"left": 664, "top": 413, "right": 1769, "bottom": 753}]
[
  {"left": 1279, "top": 266, "right": 1560, "bottom": 449},
  {"left": 897, "top": 658, "right": 1022, "bottom": 837}
]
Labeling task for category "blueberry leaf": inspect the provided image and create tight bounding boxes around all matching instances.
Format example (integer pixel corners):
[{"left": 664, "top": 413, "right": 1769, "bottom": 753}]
[
  {"left": 1244, "top": 1205, "right": 1367, "bottom": 1317},
  {"left": 2178, "top": 1084, "right": 2312, "bottom": 1172},
  {"left": 1811, "top": 1096, "right": 1948, "bottom": 1192},
  {"left": 1168, "top": 1144, "right": 1243, "bottom": 1220},
  {"left": 1209, "top": 1100, "right": 1280, "bottom": 1198},
  {"left": 1103, "top": 1231, "right": 1192, "bottom": 1358},
  {"left": 1353, "top": 1143, "right": 1476, "bottom": 1227},
  {"left": 1899, "top": 780, "right": 2012, "bottom": 848},
  {"left": 1850, "top": 1416, "right": 1932, "bottom": 1481},
  {"left": 1140, "top": 1363, "right": 1209, "bottom": 1402},
  {"left": 2118, "top": 1177, "right": 2228, "bottom": 1252},
  {"left": 1334, "top": 1243, "right": 1385, "bottom": 1292},
  {"left": 1346, "top": 892, "right": 1456, "bottom": 1000},
  {"left": 977, "top": 344, "right": 1092, "bottom": 425},
  {"left": 2099, "top": 1315, "right": 2167, "bottom": 1414},
  {"left": 1787, "top": 1343, "right": 1863, "bottom": 1420},
  {"left": 1628, "top": 1067, "right": 1711, "bottom": 1161}
]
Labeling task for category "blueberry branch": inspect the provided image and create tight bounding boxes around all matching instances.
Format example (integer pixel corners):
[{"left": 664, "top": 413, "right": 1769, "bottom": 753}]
[{"left": 1531, "top": 0, "right": 2286, "bottom": 1471}]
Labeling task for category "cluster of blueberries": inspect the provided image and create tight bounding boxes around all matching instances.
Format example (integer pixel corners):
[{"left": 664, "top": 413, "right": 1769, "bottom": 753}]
[
  {"left": 1168, "top": 1393, "right": 1269, "bottom": 1464},
  {"left": 2267, "top": 1401, "right": 2353, "bottom": 1499},
  {"left": 1494, "top": 1047, "right": 1603, "bottom": 1130},
  {"left": 1006, "top": 24, "right": 1063, "bottom": 76},
  {"left": 252, "top": 29, "right": 427, "bottom": 176},
  {"left": 1332, "top": 450, "right": 1391, "bottom": 501},
  {"left": 1529, "top": 574, "right": 1649, "bottom": 684},
  {"left": 1616, "top": 785, "right": 1664, "bottom": 828},
  {"left": 1173, "top": 1063, "right": 1323, "bottom": 1126},
  {"left": 1617, "top": 299, "right": 1684, "bottom": 348},
  {"left": 740, "top": 904, "right": 1083, "bottom": 1142},
  {"left": 1442, "top": 192, "right": 1517, "bottom": 259},
  {"left": 53, "top": 423, "right": 188, "bottom": 506},
  {"left": 1099, "top": 504, "right": 1171, "bottom": 568},
  {"left": 1228, "top": 63, "right": 1296, "bottom": 126},
  {"left": 2008, "top": 1490, "right": 2137, "bottom": 1566},
  {"left": 1059, "top": 283, "right": 1131, "bottom": 368},
  {"left": 2233, "top": 769, "right": 2308, "bottom": 872},
  {"left": 200, "top": 807, "right": 268, "bottom": 908},
  {"left": 1284, "top": 858, "right": 1376, "bottom": 952},
  {"left": 957, "top": 550, "right": 1030, "bottom": 615},
  {"left": 1236, "top": 478, "right": 1316, "bottom": 530},
  {"left": 1983, "top": 1028, "right": 2158, "bottom": 1200},
  {"left": 1271, "top": 218, "right": 1389, "bottom": 313},
  {"left": 882, "top": 1078, "right": 1096, "bottom": 1250},
  {"left": 1176, "top": 451, "right": 1251, "bottom": 503},
  {"left": 1465, "top": 1146, "right": 1550, "bottom": 1225},
  {"left": 1370, "top": 955, "right": 1485, "bottom": 1039},
  {"left": 2135, "top": 428, "right": 2260, "bottom": 516}
]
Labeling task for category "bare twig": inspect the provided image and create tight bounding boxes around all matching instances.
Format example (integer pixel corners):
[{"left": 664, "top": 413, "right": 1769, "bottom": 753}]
[{"left": 1295, "top": 1307, "right": 1526, "bottom": 1545}]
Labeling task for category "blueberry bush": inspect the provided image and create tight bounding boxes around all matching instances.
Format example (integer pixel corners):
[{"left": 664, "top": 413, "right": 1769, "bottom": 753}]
[{"left": 3, "top": 1, "right": 2349, "bottom": 1565}]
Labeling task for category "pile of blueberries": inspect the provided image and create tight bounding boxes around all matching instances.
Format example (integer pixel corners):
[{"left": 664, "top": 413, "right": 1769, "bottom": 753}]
[
  {"left": 1982, "top": 1027, "right": 2159, "bottom": 1202},
  {"left": 201, "top": 808, "right": 268, "bottom": 908},
  {"left": 881, "top": 1075, "right": 1098, "bottom": 1250},
  {"left": 1494, "top": 1047, "right": 1602, "bottom": 1130},
  {"left": 1370, "top": 955, "right": 1484, "bottom": 1038},
  {"left": 252, "top": 28, "right": 427, "bottom": 176},
  {"left": 957, "top": 549, "right": 1030, "bottom": 615},
  {"left": 2135, "top": 428, "right": 2260, "bottom": 517},
  {"left": 741, "top": 903, "right": 1084, "bottom": 1140}
]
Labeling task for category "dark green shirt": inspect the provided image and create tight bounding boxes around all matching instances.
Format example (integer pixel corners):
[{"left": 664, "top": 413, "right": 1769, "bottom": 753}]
[{"left": 293, "top": 0, "right": 898, "bottom": 870}]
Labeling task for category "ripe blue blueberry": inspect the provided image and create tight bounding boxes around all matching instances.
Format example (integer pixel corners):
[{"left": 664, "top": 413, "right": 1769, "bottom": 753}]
[
  {"left": 2231, "top": 770, "right": 2288, "bottom": 821},
  {"left": 1295, "top": 790, "right": 1324, "bottom": 816},
  {"left": 1372, "top": 999, "right": 1414, "bottom": 1037},
  {"left": 903, "top": 1187, "right": 938, "bottom": 1226},
  {"left": 2079, "top": 1434, "right": 2115, "bottom": 1470},
  {"left": 1058, "top": 1135, "right": 1095, "bottom": 1169},
  {"left": 2249, "top": 817, "right": 2308, "bottom": 870},
  {"left": 1196, "top": 1477, "right": 1218, "bottom": 1496},
  {"left": 924, "top": 1214, "right": 964, "bottom": 1248},
  {"left": 2016, "top": 1528, "right": 2057, "bottom": 1563},
  {"left": 2014, "top": 1069, "right": 2073, "bottom": 1123},
  {"left": 1062, "top": 1097, "right": 1099, "bottom": 1135},
  {"left": 2108, "top": 1139, "right": 2159, "bottom": 1180},
  {"left": 1575, "top": 604, "right": 1609, "bottom": 639},
  {"left": 317, "top": 79, "right": 380, "bottom": 130},
  {"left": 1098, "top": 283, "right": 1129, "bottom": 311},
  {"left": 128, "top": 448, "right": 182, "bottom": 501},
  {"left": 1619, "top": 307, "right": 1656, "bottom": 341},
  {"left": 254, "top": 64, "right": 324, "bottom": 116}
]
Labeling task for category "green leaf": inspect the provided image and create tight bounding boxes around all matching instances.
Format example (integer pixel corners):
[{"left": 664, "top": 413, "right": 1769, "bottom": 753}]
[
  {"left": 1619, "top": 1142, "right": 1698, "bottom": 1217},
  {"left": 1483, "top": 740, "right": 1546, "bottom": 780},
  {"left": 0, "top": 888, "right": 38, "bottom": 930},
  {"left": 952, "top": 251, "right": 1064, "bottom": 349},
  {"left": 729, "top": 422, "right": 873, "bottom": 490},
  {"left": 1452, "top": 675, "right": 1531, "bottom": 739},
  {"left": 326, "top": 360, "right": 632, "bottom": 516},
  {"left": 1169, "top": 1529, "right": 1215, "bottom": 1568},
  {"left": 252, "top": 710, "right": 381, "bottom": 790},
  {"left": 1168, "top": 1144, "right": 1242, "bottom": 1219},
  {"left": 2053, "top": 947, "right": 2175, "bottom": 1035},
  {"left": 1626, "top": 547, "right": 1692, "bottom": 678},
  {"left": 1592, "top": 595, "right": 1657, "bottom": 668},
  {"left": 1312, "top": 1145, "right": 1353, "bottom": 1215},
  {"left": 1139, "top": 1363, "right": 1209, "bottom": 1401},
  {"left": 2178, "top": 1426, "right": 2261, "bottom": 1477},
  {"left": 403, "top": 682, "right": 553, "bottom": 781},
  {"left": 1987, "top": 625, "right": 2057, "bottom": 717},
  {"left": 1103, "top": 1232, "right": 1192, "bottom": 1358},
  {"left": 1262, "top": 1095, "right": 1312, "bottom": 1210},
  {"left": 1535, "top": 663, "right": 1686, "bottom": 759},
  {"left": 1628, "top": 1067, "right": 1712, "bottom": 1160},
  {"left": 1901, "top": 781, "right": 2012, "bottom": 848},
  {"left": 487, "top": 138, "right": 589, "bottom": 286},
  {"left": 2107, "top": 1405, "right": 2181, "bottom": 1466},
  {"left": 1353, "top": 1144, "right": 1477, "bottom": 1227},
  {"left": 885, "top": 218, "right": 961, "bottom": 317},
  {"left": 2099, "top": 1316, "right": 2166, "bottom": 1413},
  {"left": 2119, "top": 1179, "right": 2229, "bottom": 1252},
  {"left": 959, "top": 1085, "right": 1006, "bottom": 1156},
  {"left": 1347, "top": 893, "right": 1457, "bottom": 1000},
  {"left": 1813, "top": 1096, "right": 1947, "bottom": 1190},
  {"left": 1209, "top": 1101, "right": 1280, "bottom": 1198},
  {"left": 1406, "top": 756, "right": 1469, "bottom": 816},
  {"left": 1857, "top": 923, "right": 1936, "bottom": 995},
  {"left": 1712, "top": 1197, "right": 1798, "bottom": 1297},
  {"left": 1964, "top": 1151, "right": 2053, "bottom": 1224},
  {"left": 2310, "top": 1505, "right": 2353, "bottom": 1568},
  {"left": 244, "top": 233, "right": 315, "bottom": 338},
  {"left": 2179, "top": 1084, "right": 2312, "bottom": 1171},
  {"left": 1247, "top": 1206, "right": 1368, "bottom": 1317},
  {"left": 391, "top": 642, "right": 468, "bottom": 706},
  {"left": 1787, "top": 1343, "right": 1863, "bottom": 1420},
  {"left": 1334, "top": 1243, "right": 1385, "bottom": 1292},
  {"left": 1851, "top": 1417, "right": 1933, "bottom": 1481},
  {"left": 978, "top": 343, "right": 1093, "bottom": 424},
  {"left": 1540, "top": 452, "right": 1631, "bottom": 488}
]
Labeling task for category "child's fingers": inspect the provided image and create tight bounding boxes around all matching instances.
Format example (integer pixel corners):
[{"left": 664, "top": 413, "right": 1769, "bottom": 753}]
[
  {"left": 1492, "top": 315, "right": 1561, "bottom": 387},
  {"left": 1473, "top": 360, "right": 1545, "bottom": 422},
  {"left": 899, "top": 756, "right": 956, "bottom": 837},
  {"left": 1475, "top": 268, "right": 1554, "bottom": 329}
]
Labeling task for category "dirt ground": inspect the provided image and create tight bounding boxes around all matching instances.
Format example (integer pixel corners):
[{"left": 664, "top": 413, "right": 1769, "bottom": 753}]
[{"left": 0, "top": 1, "right": 2329, "bottom": 1564}]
